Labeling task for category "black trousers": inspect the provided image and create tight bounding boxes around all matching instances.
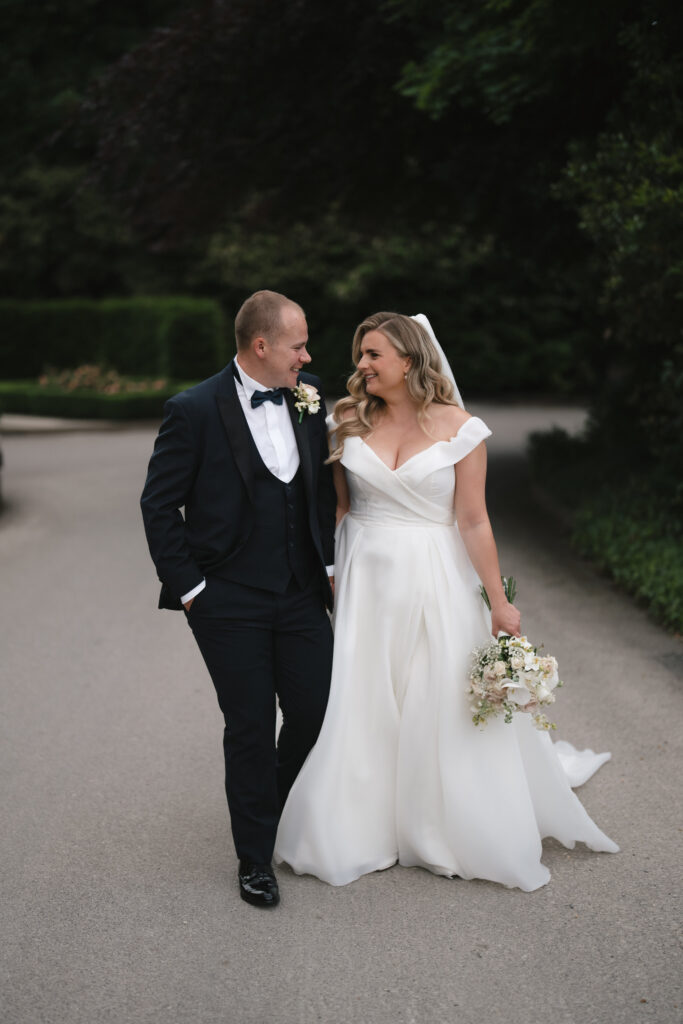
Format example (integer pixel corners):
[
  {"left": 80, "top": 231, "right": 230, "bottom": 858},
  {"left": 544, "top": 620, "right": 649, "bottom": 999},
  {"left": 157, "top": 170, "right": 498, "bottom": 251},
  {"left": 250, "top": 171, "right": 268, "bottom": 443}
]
[{"left": 185, "top": 574, "right": 333, "bottom": 864}]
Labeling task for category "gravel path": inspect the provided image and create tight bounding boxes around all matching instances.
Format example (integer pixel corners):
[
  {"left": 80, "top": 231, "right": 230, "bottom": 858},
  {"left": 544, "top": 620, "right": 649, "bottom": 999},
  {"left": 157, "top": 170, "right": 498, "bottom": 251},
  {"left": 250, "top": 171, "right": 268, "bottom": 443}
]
[{"left": 1, "top": 408, "right": 680, "bottom": 1024}]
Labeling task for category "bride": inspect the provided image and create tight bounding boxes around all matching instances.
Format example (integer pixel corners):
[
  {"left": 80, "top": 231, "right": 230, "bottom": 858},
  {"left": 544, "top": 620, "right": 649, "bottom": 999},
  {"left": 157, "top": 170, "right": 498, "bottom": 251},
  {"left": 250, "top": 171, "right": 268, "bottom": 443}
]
[{"left": 275, "top": 312, "right": 618, "bottom": 891}]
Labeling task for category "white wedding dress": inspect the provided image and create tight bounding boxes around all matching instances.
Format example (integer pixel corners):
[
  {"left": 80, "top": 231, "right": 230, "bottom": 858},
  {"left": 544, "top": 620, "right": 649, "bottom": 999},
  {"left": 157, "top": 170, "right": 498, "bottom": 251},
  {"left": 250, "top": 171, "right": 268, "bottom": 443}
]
[{"left": 275, "top": 416, "right": 618, "bottom": 891}]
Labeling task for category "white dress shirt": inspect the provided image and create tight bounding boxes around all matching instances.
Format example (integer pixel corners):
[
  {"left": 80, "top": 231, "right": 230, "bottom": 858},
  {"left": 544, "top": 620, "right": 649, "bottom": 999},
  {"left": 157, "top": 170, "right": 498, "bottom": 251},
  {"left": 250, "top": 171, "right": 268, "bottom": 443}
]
[
  {"left": 232, "top": 359, "right": 300, "bottom": 483},
  {"left": 181, "top": 358, "right": 332, "bottom": 605}
]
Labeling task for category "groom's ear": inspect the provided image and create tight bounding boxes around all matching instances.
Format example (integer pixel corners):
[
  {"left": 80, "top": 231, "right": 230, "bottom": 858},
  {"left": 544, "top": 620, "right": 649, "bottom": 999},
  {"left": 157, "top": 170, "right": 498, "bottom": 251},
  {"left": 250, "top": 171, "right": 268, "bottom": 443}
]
[{"left": 253, "top": 336, "right": 268, "bottom": 359}]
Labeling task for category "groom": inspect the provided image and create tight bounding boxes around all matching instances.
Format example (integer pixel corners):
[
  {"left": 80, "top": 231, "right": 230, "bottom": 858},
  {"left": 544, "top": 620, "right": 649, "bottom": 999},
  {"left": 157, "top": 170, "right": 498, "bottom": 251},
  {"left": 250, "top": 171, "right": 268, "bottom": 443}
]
[{"left": 140, "top": 290, "right": 336, "bottom": 908}]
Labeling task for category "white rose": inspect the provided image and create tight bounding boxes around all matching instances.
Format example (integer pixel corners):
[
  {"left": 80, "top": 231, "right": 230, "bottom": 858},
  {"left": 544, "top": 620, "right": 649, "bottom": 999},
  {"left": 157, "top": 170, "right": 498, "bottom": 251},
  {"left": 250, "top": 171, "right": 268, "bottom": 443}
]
[
  {"left": 504, "top": 681, "right": 531, "bottom": 706},
  {"left": 490, "top": 677, "right": 507, "bottom": 699},
  {"left": 494, "top": 661, "right": 507, "bottom": 677},
  {"left": 539, "top": 657, "right": 560, "bottom": 688}
]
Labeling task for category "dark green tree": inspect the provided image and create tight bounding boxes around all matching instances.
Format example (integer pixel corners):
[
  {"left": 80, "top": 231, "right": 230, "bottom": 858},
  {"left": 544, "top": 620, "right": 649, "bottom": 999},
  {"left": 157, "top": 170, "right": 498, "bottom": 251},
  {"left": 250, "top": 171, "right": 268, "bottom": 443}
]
[
  {"left": 389, "top": 0, "right": 683, "bottom": 496},
  {"left": 0, "top": 0, "right": 187, "bottom": 297},
  {"left": 85, "top": 0, "right": 606, "bottom": 394}
]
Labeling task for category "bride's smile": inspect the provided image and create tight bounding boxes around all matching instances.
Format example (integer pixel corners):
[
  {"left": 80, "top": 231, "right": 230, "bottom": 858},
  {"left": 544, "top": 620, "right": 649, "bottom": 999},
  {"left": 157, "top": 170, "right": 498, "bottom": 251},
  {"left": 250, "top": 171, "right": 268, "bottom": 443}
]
[{"left": 357, "top": 329, "right": 411, "bottom": 397}]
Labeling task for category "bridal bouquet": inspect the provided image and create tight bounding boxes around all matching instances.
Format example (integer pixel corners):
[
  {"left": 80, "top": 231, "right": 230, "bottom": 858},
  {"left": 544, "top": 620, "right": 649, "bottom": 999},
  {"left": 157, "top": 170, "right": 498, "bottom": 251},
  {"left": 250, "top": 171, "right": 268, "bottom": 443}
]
[{"left": 468, "top": 577, "right": 563, "bottom": 730}]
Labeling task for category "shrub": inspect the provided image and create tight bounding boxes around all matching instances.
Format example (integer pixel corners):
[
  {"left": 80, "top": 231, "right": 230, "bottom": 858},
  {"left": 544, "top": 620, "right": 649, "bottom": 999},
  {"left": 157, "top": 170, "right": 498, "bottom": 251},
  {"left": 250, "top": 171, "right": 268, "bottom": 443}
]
[
  {"left": 37, "top": 365, "right": 169, "bottom": 394},
  {"left": 0, "top": 379, "right": 189, "bottom": 420},
  {"left": 0, "top": 298, "right": 228, "bottom": 381},
  {"left": 529, "top": 427, "right": 683, "bottom": 633},
  {"left": 572, "top": 496, "right": 683, "bottom": 633}
]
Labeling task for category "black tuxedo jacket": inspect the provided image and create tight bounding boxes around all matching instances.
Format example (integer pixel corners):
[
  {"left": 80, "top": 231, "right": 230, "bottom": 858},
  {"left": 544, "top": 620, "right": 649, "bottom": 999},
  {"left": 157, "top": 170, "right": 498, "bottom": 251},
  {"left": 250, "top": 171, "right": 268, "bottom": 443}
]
[{"left": 140, "top": 365, "right": 336, "bottom": 611}]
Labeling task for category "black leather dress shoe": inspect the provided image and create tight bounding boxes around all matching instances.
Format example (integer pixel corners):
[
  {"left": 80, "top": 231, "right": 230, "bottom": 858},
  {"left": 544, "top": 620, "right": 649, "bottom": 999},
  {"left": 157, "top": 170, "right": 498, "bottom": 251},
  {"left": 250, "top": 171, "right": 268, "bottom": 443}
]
[{"left": 238, "top": 861, "right": 280, "bottom": 908}]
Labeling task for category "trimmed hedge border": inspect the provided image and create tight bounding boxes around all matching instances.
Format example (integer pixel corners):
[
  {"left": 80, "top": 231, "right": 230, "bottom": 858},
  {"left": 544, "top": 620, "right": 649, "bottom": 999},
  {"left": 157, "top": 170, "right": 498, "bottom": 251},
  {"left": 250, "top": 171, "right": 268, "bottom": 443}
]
[
  {"left": 0, "top": 297, "right": 590, "bottom": 400},
  {"left": 528, "top": 428, "right": 683, "bottom": 633},
  {"left": 571, "top": 500, "right": 683, "bottom": 633},
  {"left": 0, "top": 297, "right": 228, "bottom": 381},
  {"left": 0, "top": 382, "right": 196, "bottom": 420}
]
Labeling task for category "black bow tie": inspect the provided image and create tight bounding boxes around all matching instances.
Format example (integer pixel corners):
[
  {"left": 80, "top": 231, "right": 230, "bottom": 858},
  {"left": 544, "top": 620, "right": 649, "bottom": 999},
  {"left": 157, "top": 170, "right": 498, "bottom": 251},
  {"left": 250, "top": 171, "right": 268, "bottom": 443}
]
[{"left": 250, "top": 388, "right": 284, "bottom": 409}]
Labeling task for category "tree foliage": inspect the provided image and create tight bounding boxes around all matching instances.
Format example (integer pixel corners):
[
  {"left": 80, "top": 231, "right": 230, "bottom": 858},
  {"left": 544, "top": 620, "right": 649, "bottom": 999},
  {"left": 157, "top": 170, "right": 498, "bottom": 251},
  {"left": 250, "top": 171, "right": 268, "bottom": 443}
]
[
  {"left": 86, "top": 0, "right": 446, "bottom": 245},
  {"left": 554, "top": 6, "right": 683, "bottom": 500},
  {"left": 2, "top": 1, "right": 681, "bottom": 445},
  {"left": 0, "top": 0, "right": 187, "bottom": 297},
  {"left": 388, "top": 0, "right": 683, "bottom": 501}
]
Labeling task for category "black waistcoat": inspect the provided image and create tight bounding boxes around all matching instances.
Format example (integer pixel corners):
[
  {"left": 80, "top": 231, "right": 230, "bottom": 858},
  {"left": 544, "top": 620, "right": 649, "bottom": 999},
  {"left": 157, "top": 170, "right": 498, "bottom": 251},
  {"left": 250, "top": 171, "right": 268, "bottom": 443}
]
[{"left": 212, "top": 430, "right": 319, "bottom": 593}]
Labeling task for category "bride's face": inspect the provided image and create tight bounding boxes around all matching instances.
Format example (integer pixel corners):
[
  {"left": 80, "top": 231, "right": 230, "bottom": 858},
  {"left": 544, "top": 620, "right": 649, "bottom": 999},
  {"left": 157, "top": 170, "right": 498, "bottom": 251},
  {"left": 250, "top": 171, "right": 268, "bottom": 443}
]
[{"left": 357, "top": 330, "right": 410, "bottom": 398}]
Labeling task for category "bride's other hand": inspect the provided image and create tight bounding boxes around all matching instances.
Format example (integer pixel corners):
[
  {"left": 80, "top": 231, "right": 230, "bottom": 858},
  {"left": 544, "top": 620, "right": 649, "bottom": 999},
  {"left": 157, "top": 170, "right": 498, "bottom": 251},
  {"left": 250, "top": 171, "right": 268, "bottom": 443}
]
[
  {"left": 332, "top": 461, "right": 350, "bottom": 524},
  {"left": 491, "top": 601, "right": 521, "bottom": 638}
]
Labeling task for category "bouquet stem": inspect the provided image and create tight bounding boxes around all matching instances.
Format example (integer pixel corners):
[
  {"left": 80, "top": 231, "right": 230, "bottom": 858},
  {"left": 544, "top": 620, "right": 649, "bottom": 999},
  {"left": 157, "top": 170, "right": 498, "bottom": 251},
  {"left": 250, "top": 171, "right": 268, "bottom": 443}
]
[{"left": 480, "top": 575, "right": 517, "bottom": 610}]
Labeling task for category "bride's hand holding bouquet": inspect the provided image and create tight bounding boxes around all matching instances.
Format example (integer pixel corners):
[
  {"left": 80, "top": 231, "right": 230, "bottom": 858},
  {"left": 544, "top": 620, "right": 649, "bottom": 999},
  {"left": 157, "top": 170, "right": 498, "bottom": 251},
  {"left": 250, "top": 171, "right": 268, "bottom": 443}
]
[
  {"left": 481, "top": 573, "right": 521, "bottom": 638},
  {"left": 490, "top": 599, "right": 521, "bottom": 639},
  {"left": 471, "top": 577, "right": 564, "bottom": 731}
]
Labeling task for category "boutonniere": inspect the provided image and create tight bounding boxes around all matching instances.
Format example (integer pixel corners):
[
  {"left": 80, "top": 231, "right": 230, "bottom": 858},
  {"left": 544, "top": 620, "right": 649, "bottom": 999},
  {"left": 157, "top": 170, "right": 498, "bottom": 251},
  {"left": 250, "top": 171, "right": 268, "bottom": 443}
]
[{"left": 291, "top": 382, "right": 321, "bottom": 423}]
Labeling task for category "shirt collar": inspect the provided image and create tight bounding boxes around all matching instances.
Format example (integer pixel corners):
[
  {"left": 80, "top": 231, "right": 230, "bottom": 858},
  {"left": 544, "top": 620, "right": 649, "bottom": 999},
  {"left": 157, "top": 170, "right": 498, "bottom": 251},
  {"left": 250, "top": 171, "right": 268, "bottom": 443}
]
[{"left": 233, "top": 357, "right": 279, "bottom": 400}]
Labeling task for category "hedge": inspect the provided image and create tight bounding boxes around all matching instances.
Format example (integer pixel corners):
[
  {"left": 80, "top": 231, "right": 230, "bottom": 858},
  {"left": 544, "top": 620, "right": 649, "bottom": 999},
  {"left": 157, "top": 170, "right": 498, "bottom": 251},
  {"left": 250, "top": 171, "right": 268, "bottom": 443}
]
[
  {"left": 528, "top": 428, "right": 683, "bottom": 633},
  {"left": 0, "top": 381, "right": 192, "bottom": 420},
  {"left": 0, "top": 298, "right": 228, "bottom": 381},
  {"left": 571, "top": 497, "right": 683, "bottom": 633},
  {"left": 0, "top": 295, "right": 588, "bottom": 401}
]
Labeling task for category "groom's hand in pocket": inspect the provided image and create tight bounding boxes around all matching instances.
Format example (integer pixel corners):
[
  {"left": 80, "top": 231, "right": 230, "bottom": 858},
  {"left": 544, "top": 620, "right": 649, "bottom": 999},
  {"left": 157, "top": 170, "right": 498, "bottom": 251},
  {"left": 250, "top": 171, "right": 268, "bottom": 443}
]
[{"left": 183, "top": 597, "right": 194, "bottom": 611}]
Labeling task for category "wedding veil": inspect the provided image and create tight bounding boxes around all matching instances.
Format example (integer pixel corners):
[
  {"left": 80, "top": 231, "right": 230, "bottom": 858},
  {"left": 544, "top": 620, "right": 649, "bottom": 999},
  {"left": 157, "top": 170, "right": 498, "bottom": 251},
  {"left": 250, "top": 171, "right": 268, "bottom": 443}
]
[{"left": 410, "top": 313, "right": 465, "bottom": 409}]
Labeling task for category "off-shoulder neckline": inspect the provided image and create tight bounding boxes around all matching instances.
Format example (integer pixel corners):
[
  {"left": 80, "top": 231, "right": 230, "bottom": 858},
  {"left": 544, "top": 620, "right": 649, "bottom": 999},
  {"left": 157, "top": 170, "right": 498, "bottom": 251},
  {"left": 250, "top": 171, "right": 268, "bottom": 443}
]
[{"left": 358, "top": 416, "right": 488, "bottom": 473}]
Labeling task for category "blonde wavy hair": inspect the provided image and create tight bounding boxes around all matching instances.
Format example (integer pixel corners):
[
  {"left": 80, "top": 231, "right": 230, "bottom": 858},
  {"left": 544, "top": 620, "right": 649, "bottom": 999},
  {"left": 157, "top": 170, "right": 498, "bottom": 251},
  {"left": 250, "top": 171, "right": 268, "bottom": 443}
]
[{"left": 329, "top": 312, "right": 459, "bottom": 461}]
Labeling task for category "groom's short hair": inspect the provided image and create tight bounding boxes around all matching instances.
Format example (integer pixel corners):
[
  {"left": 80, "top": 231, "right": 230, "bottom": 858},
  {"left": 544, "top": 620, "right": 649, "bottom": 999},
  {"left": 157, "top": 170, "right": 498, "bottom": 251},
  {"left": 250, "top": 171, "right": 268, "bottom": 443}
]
[{"left": 235, "top": 290, "right": 304, "bottom": 350}]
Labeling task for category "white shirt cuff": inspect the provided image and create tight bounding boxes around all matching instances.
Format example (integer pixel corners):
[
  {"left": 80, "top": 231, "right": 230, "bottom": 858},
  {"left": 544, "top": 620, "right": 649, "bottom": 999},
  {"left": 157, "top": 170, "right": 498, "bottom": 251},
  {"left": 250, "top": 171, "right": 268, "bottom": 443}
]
[
  {"left": 181, "top": 579, "right": 206, "bottom": 604},
  {"left": 326, "top": 565, "right": 335, "bottom": 577}
]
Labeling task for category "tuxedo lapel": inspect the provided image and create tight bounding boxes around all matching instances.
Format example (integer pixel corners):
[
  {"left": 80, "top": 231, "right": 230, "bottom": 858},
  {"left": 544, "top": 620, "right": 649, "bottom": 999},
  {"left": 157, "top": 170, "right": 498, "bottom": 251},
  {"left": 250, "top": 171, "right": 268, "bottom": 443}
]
[
  {"left": 285, "top": 389, "right": 314, "bottom": 504},
  {"left": 215, "top": 367, "right": 256, "bottom": 503}
]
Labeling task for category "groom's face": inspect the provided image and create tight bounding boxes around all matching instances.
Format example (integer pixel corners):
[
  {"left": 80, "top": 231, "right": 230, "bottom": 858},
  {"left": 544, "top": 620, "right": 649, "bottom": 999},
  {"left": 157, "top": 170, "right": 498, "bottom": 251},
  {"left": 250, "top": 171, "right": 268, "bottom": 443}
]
[{"left": 260, "top": 307, "right": 312, "bottom": 389}]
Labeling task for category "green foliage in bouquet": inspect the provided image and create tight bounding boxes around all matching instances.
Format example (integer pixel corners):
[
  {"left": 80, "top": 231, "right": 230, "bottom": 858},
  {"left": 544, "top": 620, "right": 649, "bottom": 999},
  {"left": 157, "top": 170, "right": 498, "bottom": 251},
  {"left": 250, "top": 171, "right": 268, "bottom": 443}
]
[{"left": 479, "top": 575, "right": 517, "bottom": 613}]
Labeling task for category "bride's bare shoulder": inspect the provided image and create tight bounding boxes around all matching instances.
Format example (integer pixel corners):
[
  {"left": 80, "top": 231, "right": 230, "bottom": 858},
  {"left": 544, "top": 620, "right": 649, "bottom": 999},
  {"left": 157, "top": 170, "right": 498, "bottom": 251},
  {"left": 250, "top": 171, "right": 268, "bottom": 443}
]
[{"left": 426, "top": 402, "right": 471, "bottom": 439}]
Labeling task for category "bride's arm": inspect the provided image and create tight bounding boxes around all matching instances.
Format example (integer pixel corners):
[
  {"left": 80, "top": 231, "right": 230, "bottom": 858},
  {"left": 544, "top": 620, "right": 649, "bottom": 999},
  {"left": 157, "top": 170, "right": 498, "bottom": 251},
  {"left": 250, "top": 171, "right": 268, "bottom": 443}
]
[
  {"left": 332, "top": 461, "right": 350, "bottom": 525},
  {"left": 326, "top": 460, "right": 351, "bottom": 600},
  {"left": 454, "top": 444, "right": 521, "bottom": 638}
]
